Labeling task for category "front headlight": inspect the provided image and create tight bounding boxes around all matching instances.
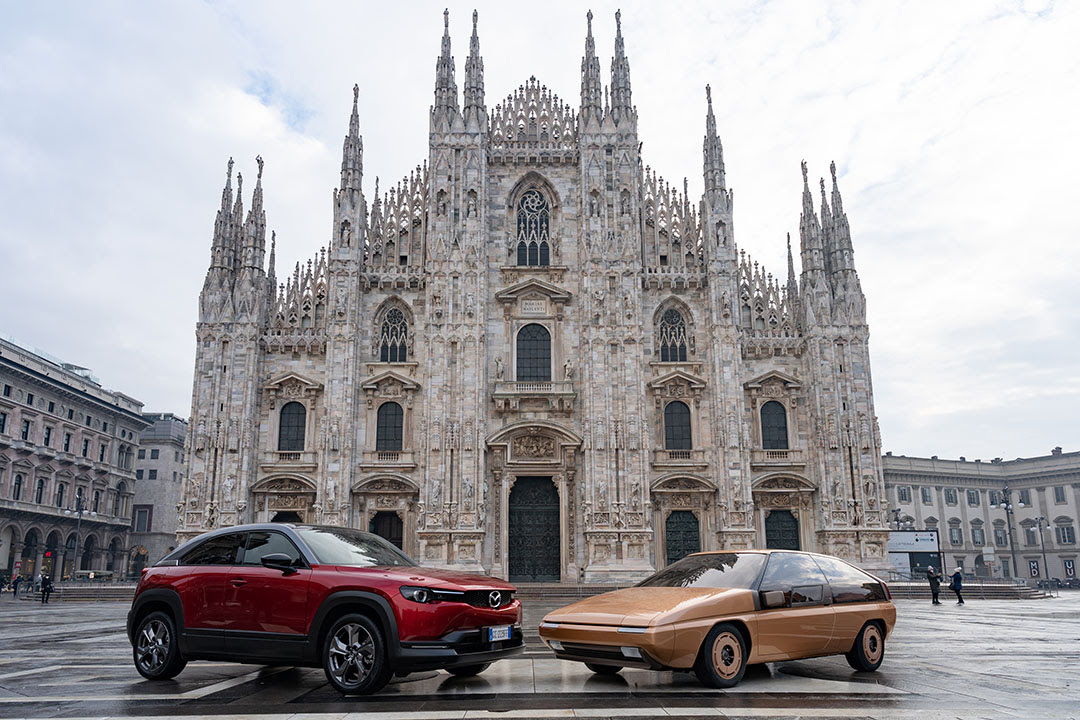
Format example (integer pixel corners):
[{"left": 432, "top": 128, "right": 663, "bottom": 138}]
[{"left": 400, "top": 585, "right": 433, "bottom": 603}]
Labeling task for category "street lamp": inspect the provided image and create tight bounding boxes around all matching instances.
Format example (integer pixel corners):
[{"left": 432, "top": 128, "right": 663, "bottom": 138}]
[
  {"left": 1033, "top": 516, "right": 1052, "bottom": 589},
  {"left": 998, "top": 485, "right": 1023, "bottom": 581},
  {"left": 64, "top": 491, "right": 97, "bottom": 580}
]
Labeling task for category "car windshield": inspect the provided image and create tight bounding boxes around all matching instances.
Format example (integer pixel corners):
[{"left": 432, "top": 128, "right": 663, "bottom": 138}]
[
  {"left": 637, "top": 553, "right": 766, "bottom": 590},
  {"left": 295, "top": 527, "right": 417, "bottom": 567}
]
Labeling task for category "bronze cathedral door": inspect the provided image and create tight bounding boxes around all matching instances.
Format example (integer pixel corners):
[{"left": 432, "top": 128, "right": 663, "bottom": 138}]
[
  {"left": 765, "top": 509, "right": 800, "bottom": 550},
  {"left": 508, "top": 477, "right": 560, "bottom": 582}
]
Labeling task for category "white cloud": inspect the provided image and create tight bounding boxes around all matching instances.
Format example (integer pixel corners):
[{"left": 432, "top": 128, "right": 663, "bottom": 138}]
[{"left": 0, "top": 0, "right": 1077, "bottom": 460}]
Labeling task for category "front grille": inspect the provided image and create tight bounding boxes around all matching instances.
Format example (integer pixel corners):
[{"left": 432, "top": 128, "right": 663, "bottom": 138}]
[
  {"left": 560, "top": 642, "right": 625, "bottom": 661},
  {"left": 462, "top": 589, "right": 515, "bottom": 608}
]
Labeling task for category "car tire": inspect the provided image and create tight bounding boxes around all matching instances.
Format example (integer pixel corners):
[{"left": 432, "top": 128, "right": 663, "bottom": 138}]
[
  {"left": 845, "top": 622, "right": 885, "bottom": 672},
  {"left": 693, "top": 622, "right": 748, "bottom": 689},
  {"left": 585, "top": 663, "right": 622, "bottom": 675},
  {"left": 132, "top": 610, "right": 187, "bottom": 681},
  {"left": 446, "top": 662, "right": 491, "bottom": 677},
  {"left": 322, "top": 613, "right": 392, "bottom": 695}
]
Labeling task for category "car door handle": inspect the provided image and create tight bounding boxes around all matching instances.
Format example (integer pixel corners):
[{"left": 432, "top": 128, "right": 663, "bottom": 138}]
[{"left": 230, "top": 578, "right": 247, "bottom": 587}]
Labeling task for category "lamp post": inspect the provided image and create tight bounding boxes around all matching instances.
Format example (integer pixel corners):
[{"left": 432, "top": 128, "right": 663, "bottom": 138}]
[
  {"left": 64, "top": 491, "right": 97, "bottom": 580},
  {"left": 1034, "top": 516, "right": 1052, "bottom": 589},
  {"left": 998, "top": 485, "right": 1022, "bottom": 581}
]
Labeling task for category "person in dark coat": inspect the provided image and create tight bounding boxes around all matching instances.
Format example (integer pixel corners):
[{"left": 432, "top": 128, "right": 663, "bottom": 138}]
[
  {"left": 926, "top": 566, "right": 943, "bottom": 605},
  {"left": 949, "top": 567, "right": 965, "bottom": 605},
  {"left": 11, "top": 576, "right": 21, "bottom": 599},
  {"left": 40, "top": 574, "right": 53, "bottom": 604}
]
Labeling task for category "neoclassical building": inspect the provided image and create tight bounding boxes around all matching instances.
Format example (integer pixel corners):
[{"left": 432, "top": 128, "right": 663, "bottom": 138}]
[{"left": 180, "top": 10, "right": 889, "bottom": 582}]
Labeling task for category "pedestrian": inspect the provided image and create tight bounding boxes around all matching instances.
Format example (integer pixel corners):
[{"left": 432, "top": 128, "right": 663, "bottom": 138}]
[
  {"left": 40, "top": 574, "right": 53, "bottom": 604},
  {"left": 926, "top": 565, "right": 943, "bottom": 605},
  {"left": 34, "top": 572, "right": 42, "bottom": 594},
  {"left": 949, "top": 567, "right": 965, "bottom": 605},
  {"left": 11, "top": 575, "right": 21, "bottom": 599}
]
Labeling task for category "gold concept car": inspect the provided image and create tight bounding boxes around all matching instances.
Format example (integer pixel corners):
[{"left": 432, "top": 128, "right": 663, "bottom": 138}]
[{"left": 538, "top": 550, "right": 896, "bottom": 688}]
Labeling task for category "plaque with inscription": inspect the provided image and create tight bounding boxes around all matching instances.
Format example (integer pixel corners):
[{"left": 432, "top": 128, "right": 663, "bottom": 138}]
[{"left": 521, "top": 299, "right": 548, "bottom": 315}]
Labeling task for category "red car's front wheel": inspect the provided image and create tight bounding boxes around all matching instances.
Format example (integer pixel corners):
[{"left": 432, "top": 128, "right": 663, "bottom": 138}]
[{"left": 322, "top": 613, "right": 392, "bottom": 695}]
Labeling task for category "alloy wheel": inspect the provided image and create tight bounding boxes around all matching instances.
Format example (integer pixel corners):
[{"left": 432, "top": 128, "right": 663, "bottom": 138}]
[
  {"left": 327, "top": 622, "right": 376, "bottom": 689},
  {"left": 136, "top": 619, "right": 170, "bottom": 675},
  {"left": 711, "top": 630, "right": 743, "bottom": 680}
]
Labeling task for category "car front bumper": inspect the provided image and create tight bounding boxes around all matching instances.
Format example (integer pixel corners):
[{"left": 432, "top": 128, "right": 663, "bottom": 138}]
[
  {"left": 538, "top": 621, "right": 676, "bottom": 670},
  {"left": 395, "top": 625, "right": 525, "bottom": 671}
]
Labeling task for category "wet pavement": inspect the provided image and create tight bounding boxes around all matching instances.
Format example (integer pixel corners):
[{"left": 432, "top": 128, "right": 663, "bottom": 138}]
[{"left": 0, "top": 593, "right": 1078, "bottom": 719}]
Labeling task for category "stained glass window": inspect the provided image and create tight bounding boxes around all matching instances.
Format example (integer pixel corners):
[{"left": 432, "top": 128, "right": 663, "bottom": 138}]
[
  {"left": 516, "top": 189, "right": 550, "bottom": 267},
  {"left": 659, "top": 309, "right": 688, "bottom": 361},
  {"left": 278, "top": 402, "right": 306, "bottom": 451},
  {"left": 516, "top": 324, "right": 551, "bottom": 382},
  {"left": 376, "top": 402, "right": 404, "bottom": 451},
  {"left": 760, "top": 401, "right": 788, "bottom": 450},
  {"left": 379, "top": 307, "right": 409, "bottom": 362},
  {"left": 664, "top": 401, "right": 692, "bottom": 450}
]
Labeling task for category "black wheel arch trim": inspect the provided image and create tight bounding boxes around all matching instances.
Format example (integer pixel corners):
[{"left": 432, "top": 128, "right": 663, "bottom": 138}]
[
  {"left": 307, "top": 590, "right": 402, "bottom": 664},
  {"left": 128, "top": 589, "right": 186, "bottom": 646}
]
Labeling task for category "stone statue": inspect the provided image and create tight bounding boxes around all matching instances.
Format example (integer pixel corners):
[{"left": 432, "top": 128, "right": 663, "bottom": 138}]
[
  {"left": 494, "top": 355, "right": 504, "bottom": 380},
  {"left": 563, "top": 358, "right": 574, "bottom": 380}
]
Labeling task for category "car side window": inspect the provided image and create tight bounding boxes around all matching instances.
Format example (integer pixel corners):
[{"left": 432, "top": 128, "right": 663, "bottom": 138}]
[
  {"left": 812, "top": 554, "right": 886, "bottom": 603},
  {"left": 242, "top": 531, "right": 303, "bottom": 567},
  {"left": 180, "top": 533, "right": 245, "bottom": 566},
  {"left": 759, "top": 553, "right": 829, "bottom": 607}
]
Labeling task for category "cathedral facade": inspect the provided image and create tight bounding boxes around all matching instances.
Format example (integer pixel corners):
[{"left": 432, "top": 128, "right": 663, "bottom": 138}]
[{"left": 180, "top": 10, "right": 890, "bottom": 582}]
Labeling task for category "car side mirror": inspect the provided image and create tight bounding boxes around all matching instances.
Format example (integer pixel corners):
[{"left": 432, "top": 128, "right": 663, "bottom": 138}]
[
  {"left": 761, "top": 590, "right": 787, "bottom": 609},
  {"left": 261, "top": 553, "right": 298, "bottom": 575}
]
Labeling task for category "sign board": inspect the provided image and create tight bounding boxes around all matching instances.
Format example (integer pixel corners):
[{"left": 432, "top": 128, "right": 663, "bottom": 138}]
[
  {"left": 887, "top": 530, "right": 940, "bottom": 553},
  {"left": 14, "top": 561, "right": 21, "bottom": 570},
  {"left": 1065, "top": 559, "right": 1075, "bottom": 578},
  {"left": 1029, "top": 560, "right": 1040, "bottom": 577},
  {"left": 521, "top": 299, "right": 548, "bottom": 315}
]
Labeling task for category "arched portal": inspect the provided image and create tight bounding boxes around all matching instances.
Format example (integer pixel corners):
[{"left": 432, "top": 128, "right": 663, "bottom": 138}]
[
  {"left": 765, "top": 510, "right": 800, "bottom": 550},
  {"left": 271, "top": 510, "right": 303, "bottom": 523},
  {"left": 369, "top": 511, "right": 404, "bottom": 549},
  {"left": 664, "top": 510, "right": 700, "bottom": 566},
  {"left": 507, "top": 477, "right": 560, "bottom": 582}
]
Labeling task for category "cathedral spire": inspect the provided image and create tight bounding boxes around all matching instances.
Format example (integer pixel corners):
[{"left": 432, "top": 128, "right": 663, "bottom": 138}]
[
  {"left": 819, "top": 176, "right": 833, "bottom": 277},
  {"left": 786, "top": 232, "right": 798, "bottom": 306},
  {"left": 241, "top": 155, "right": 266, "bottom": 273},
  {"left": 609, "top": 9, "right": 634, "bottom": 126},
  {"left": 463, "top": 9, "right": 486, "bottom": 123},
  {"left": 580, "top": 10, "right": 603, "bottom": 122},
  {"left": 267, "top": 231, "right": 276, "bottom": 287},
  {"left": 340, "top": 84, "right": 363, "bottom": 194},
  {"left": 432, "top": 9, "right": 460, "bottom": 120},
  {"left": 209, "top": 157, "right": 235, "bottom": 271},
  {"left": 829, "top": 161, "right": 856, "bottom": 274},
  {"left": 798, "top": 160, "right": 823, "bottom": 275},
  {"left": 702, "top": 84, "right": 726, "bottom": 193}
]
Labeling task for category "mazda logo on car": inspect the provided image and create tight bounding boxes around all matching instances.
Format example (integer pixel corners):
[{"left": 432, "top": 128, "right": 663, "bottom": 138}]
[{"left": 488, "top": 591, "right": 502, "bottom": 608}]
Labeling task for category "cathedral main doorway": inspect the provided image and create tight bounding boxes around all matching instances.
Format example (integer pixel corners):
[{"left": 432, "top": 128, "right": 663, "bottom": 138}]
[
  {"left": 507, "top": 477, "right": 560, "bottom": 582},
  {"left": 369, "top": 511, "right": 404, "bottom": 549},
  {"left": 765, "top": 510, "right": 800, "bottom": 550},
  {"left": 664, "top": 510, "right": 700, "bottom": 566}
]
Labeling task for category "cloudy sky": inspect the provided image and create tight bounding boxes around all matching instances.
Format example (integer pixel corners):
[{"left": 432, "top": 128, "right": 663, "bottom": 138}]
[{"left": 1, "top": 1, "right": 1076, "bottom": 461}]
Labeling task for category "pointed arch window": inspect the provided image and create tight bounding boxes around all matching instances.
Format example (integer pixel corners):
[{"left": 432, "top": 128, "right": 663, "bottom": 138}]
[
  {"left": 516, "top": 189, "right": 551, "bottom": 267},
  {"left": 516, "top": 323, "right": 551, "bottom": 382},
  {"left": 760, "top": 401, "right": 789, "bottom": 450},
  {"left": 659, "top": 308, "right": 688, "bottom": 362},
  {"left": 379, "top": 307, "right": 409, "bottom": 362},
  {"left": 278, "top": 401, "right": 307, "bottom": 451},
  {"left": 664, "top": 401, "right": 692, "bottom": 450},
  {"left": 376, "top": 402, "right": 404, "bottom": 452}
]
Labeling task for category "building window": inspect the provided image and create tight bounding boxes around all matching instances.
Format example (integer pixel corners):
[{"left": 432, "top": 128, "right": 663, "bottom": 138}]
[
  {"left": 921, "top": 487, "right": 933, "bottom": 504},
  {"left": 147, "top": 469, "right": 157, "bottom": 480},
  {"left": 43, "top": 426, "right": 52, "bottom": 447},
  {"left": 663, "top": 401, "right": 692, "bottom": 450},
  {"left": 93, "top": 490, "right": 100, "bottom": 513},
  {"left": 658, "top": 308, "right": 688, "bottom": 362},
  {"left": 516, "top": 324, "right": 551, "bottom": 382},
  {"left": 136, "top": 469, "right": 143, "bottom": 480},
  {"left": 378, "top": 306, "right": 410, "bottom": 362},
  {"left": 967, "top": 489, "right": 980, "bottom": 507},
  {"left": 150, "top": 449, "right": 159, "bottom": 460},
  {"left": 26, "top": 392, "right": 34, "bottom": 406},
  {"left": 98, "top": 444, "right": 106, "bottom": 462},
  {"left": 67, "top": 408, "right": 73, "bottom": 420},
  {"left": 2, "top": 384, "right": 10, "bottom": 397},
  {"left": 21, "top": 420, "right": 31, "bottom": 441},
  {"left": 944, "top": 488, "right": 957, "bottom": 505},
  {"left": 1024, "top": 526, "right": 1037, "bottom": 545},
  {"left": 1056, "top": 526, "right": 1076, "bottom": 545},
  {"left": 989, "top": 490, "right": 1000, "bottom": 505},
  {"left": 175, "top": 450, "right": 181, "bottom": 462},
  {"left": 85, "top": 415, "right": 92, "bottom": 426},
  {"left": 898, "top": 486, "right": 912, "bottom": 503},
  {"left": 63, "top": 433, "right": 71, "bottom": 452},
  {"left": 102, "top": 422, "right": 107, "bottom": 432},
  {"left": 138, "top": 449, "right": 145, "bottom": 459},
  {"left": 55, "top": 483, "right": 65, "bottom": 508},
  {"left": 48, "top": 401, "right": 55, "bottom": 413},
  {"left": 1054, "top": 486, "right": 1067, "bottom": 504},
  {"left": 114, "top": 482, "right": 126, "bottom": 516},
  {"left": 0, "top": 411, "right": 6, "bottom": 434},
  {"left": 949, "top": 527, "right": 962, "bottom": 545},
  {"left": 278, "top": 402, "right": 306, "bottom": 452},
  {"left": 971, "top": 527, "right": 985, "bottom": 546},
  {"left": 35, "top": 478, "right": 46, "bottom": 504},
  {"left": 759, "top": 401, "right": 788, "bottom": 450},
  {"left": 994, "top": 527, "right": 1008, "bottom": 547},
  {"left": 376, "top": 402, "right": 404, "bottom": 452},
  {"left": 516, "top": 188, "right": 551, "bottom": 267},
  {"left": 134, "top": 507, "right": 151, "bottom": 533},
  {"left": 1019, "top": 489, "right": 1031, "bottom": 505},
  {"left": 12, "top": 473, "right": 23, "bottom": 501},
  {"left": 81, "top": 438, "right": 90, "bottom": 457}
]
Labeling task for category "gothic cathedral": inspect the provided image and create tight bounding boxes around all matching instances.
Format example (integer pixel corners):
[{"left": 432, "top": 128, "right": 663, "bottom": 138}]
[{"left": 181, "top": 10, "right": 890, "bottom": 582}]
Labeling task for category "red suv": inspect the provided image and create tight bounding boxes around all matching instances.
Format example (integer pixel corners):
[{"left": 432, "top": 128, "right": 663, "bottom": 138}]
[{"left": 127, "top": 523, "right": 523, "bottom": 694}]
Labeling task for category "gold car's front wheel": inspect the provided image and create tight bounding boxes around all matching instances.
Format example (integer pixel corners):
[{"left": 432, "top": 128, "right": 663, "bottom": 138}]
[
  {"left": 845, "top": 622, "right": 885, "bottom": 672},
  {"left": 694, "top": 623, "right": 748, "bottom": 688}
]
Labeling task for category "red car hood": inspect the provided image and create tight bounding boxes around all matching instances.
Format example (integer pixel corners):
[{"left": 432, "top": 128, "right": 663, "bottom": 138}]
[{"left": 334, "top": 565, "right": 515, "bottom": 591}]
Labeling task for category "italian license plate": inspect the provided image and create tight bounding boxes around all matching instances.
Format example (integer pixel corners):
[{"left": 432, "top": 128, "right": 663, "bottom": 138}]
[{"left": 488, "top": 625, "right": 512, "bottom": 642}]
